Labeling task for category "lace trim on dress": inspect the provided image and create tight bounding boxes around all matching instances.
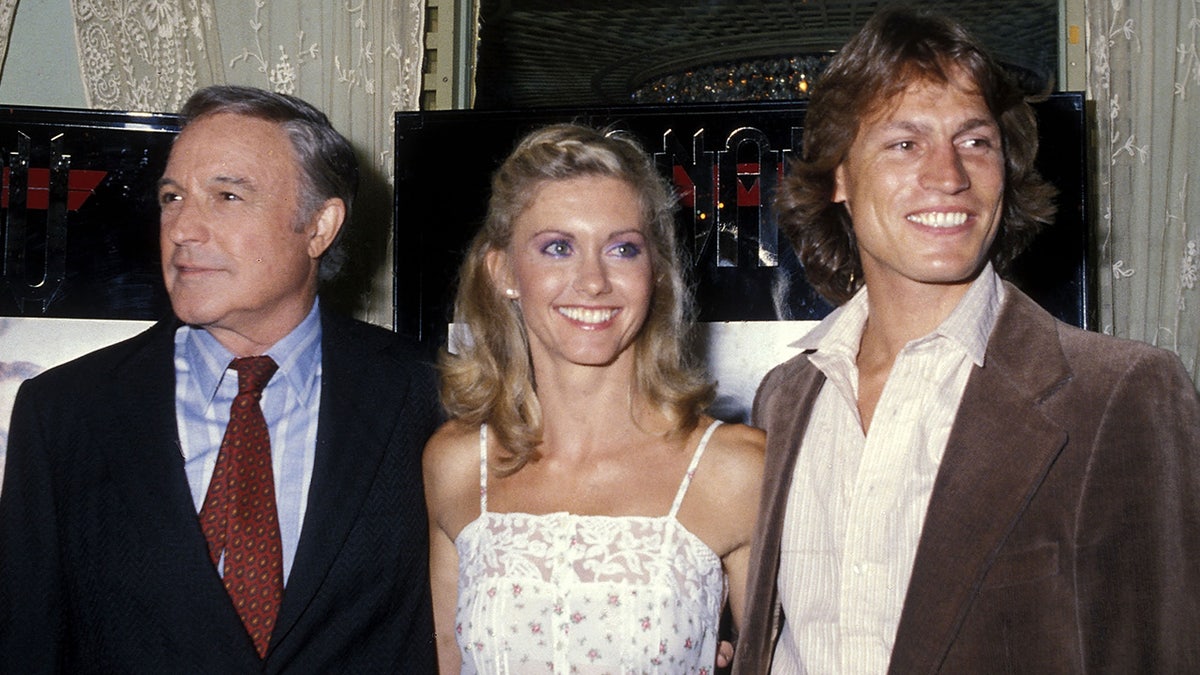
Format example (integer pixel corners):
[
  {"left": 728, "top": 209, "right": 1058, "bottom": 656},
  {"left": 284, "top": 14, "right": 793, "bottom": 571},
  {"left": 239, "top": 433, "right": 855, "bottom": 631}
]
[{"left": 455, "top": 421, "right": 726, "bottom": 673}]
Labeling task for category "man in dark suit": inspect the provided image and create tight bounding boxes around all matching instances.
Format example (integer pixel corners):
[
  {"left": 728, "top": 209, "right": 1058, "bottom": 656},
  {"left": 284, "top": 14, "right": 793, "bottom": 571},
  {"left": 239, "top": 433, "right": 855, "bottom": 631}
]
[
  {"left": 0, "top": 85, "right": 440, "bottom": 673},
  {"left": 734, "top": 8, "right": 1200, "bottom": 674}
]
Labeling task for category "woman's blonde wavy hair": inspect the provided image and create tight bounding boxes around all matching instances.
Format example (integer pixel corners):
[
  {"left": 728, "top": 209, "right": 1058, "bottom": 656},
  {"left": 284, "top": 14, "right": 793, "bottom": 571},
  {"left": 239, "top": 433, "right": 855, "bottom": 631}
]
[{"left": 438, "top": 123, "right": 714, "bottom": 474}]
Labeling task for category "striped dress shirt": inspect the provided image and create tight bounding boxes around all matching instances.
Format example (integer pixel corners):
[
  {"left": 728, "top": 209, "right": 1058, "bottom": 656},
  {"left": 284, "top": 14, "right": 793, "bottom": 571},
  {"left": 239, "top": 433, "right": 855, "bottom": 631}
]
[
  {"left": 771, "top": 267, "right": 1004, "bottom": 675},
  {"left": 175, "top": 301, "right": 322, "bottom": 583}
]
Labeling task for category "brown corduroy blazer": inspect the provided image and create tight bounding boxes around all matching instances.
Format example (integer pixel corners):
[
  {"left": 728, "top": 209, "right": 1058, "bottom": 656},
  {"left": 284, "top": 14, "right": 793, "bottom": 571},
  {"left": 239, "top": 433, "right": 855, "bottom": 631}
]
[{"left": 733, "top": 284, "right": 1200, "bottom": 674}]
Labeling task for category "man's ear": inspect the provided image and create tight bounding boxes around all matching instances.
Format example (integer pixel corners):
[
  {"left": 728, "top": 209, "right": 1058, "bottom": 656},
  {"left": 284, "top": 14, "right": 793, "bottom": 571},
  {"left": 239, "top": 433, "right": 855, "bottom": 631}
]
[
  {"left": 307, "top": 198, "right": 346, "bottom": 259},
  {"left": 485, "top": 247, "right": 518, "bottom": 299}
]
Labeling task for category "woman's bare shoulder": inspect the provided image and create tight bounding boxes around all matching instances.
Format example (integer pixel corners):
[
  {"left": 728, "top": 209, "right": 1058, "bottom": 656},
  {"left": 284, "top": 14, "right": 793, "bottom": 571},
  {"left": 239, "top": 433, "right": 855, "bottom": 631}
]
[
  {"left": 697, "top": 420, "right": 765, "bottom": 505},
  {"left": 423, "top": 419, "right": 485, "bottom": 538},
  {"left": 423, "top": 420, "right": 482, "bottom": 493},
  {"left": 424, "top": 418, "right": 479, "bottom": 460},
  {"left": 677, "top": 419, "right": 766, "bottom": 556},
  {"left": 707, "top": 420, "right": 766, "bottom": 475}
]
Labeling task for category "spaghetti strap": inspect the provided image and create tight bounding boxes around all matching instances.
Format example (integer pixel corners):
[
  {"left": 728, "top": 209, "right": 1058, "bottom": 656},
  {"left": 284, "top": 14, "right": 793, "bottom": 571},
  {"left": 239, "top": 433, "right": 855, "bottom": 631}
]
[
  {"left": 667, "top": 419, "right": 722, "bottom": 519},
  {"left": 478, "top": 424, "right": 489, "bottom": 513}
]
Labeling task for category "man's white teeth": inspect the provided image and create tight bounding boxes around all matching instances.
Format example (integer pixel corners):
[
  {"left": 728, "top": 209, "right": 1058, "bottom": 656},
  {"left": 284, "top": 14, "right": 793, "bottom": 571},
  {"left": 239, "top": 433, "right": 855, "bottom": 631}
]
[
  {"left": 558, "top": 307, "right": 617, "bottom": 324},
  {"left": 907, "top": 212, "right": 968, "bottom": 227}
]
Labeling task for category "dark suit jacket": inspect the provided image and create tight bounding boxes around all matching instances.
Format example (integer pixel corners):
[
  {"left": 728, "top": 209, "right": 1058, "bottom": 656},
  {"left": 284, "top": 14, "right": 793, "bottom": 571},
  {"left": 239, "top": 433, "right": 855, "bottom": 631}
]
[
  {"left": 0, "top": 309, "right": 442, "bottom": 674},
  {"left": 733, "top": 285, "right": 1200, "bottom": 673}
]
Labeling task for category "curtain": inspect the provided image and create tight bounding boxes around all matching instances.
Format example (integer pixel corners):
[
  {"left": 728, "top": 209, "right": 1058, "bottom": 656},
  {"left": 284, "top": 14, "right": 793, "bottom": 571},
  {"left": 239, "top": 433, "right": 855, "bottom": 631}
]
[
  {"left": 0, "top": 0, "right": 19, "bottom": 76},
  {"left": 1087, "top": 0, "right": 1200, "bottom": 384},
  {"left": 70, "top": 0, "right": 427, "bottom": 327}
]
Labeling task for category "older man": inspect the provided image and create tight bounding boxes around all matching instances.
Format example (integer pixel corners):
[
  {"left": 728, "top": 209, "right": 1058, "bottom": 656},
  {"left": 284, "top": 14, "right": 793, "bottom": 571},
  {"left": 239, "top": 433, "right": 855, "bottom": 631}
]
[
  {"left": 735, "top": 8, "right": 1200, "bottom": 674},
  {"left": 0, "top": 86, "right": 439, "bottom": 673}
]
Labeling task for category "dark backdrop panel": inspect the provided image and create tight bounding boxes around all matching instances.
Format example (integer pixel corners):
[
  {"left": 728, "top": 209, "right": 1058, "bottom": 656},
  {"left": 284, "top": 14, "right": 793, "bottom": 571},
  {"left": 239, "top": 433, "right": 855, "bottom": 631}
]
[
  {"left": 394, "top": 94, "right": 1090, "bottom": 351},
  {"left": 0, "top": 106, "right": 180, "bottom": 320}
]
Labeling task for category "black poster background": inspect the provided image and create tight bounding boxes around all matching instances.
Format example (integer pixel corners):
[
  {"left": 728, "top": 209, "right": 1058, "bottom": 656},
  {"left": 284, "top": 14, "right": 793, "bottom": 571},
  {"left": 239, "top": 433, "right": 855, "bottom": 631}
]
[
  {"left": 393, "top": 95, "right": 1090, "bottom": 351},
  {"left": 0, "top": 106, "right": 179, "bottom": 320},
  {"left": 0, "top": 96, "right": 1089, "bottom": 349}
]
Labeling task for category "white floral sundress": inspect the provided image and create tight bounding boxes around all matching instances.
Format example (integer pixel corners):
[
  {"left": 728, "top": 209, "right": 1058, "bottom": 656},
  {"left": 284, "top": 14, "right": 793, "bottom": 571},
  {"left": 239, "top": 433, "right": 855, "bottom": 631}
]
[{"left": 454, "top": 421, "right": 725, "bottom": 674}]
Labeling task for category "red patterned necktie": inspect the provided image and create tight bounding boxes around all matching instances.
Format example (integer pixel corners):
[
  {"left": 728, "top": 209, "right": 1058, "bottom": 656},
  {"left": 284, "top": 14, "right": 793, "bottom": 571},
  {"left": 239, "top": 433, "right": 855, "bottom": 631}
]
[{"left": 199, "top": 355, "right": 283, "bottom": 659}]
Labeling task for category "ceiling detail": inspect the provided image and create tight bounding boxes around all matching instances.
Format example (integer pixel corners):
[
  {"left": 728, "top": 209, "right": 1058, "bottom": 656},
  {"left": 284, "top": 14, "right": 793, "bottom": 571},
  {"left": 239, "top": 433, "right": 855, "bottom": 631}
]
[{"left": 474, "top": 0, "right": 1060, "bottom": 109}]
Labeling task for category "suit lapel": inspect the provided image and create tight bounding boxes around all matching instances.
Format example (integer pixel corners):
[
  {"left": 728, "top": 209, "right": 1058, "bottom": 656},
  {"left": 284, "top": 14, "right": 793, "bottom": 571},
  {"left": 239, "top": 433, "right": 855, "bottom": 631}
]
[
  {"left": 888, "top": 287, "right": 1073, "bottom": 673},
  {"left": 105, "top": 321, "right": 220, "bottom": 572},
  {"left": 105, "top": 322, "right": 196, "bottom": 544},
  {"left": 103, "top": 320, "right": 253, "bottom": 645},
  {"left": 272, "top": 312, "right": 408, "bottom": 641},
  {"left": 737, "top": 356, "right": 827, "bottom": 670}
]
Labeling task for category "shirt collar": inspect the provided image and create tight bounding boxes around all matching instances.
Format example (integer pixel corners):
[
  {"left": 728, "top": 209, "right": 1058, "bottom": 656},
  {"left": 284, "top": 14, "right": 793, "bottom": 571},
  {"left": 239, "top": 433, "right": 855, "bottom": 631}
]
[
  {"left": 797, "top": 264, "right": 1005, "bottom": 368},
  {"left": 935, "top": 264, "right": 1005, "bottom": 367},
  {"left": 177, "top": 299, "right": 323, "bottom": 407}
]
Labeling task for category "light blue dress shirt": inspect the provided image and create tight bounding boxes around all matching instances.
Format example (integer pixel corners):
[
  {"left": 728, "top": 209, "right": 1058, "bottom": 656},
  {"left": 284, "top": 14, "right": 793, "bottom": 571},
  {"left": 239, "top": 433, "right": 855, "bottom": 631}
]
[{"left": 175, "top": 301, "right": 322, "bottom": 583}]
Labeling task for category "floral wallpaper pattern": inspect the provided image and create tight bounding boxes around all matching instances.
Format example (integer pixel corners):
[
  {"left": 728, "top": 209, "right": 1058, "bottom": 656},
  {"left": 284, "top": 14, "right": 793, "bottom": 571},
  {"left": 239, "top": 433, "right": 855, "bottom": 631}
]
[
  {"left": 1088, "top": 0, "right": 1200, "bottom": 382},
  {"left": 73, "top": 0, "right": 213, "bottom": 112},
  {"left": 0, "top": 0, "right": 19, "bottom": 73}
]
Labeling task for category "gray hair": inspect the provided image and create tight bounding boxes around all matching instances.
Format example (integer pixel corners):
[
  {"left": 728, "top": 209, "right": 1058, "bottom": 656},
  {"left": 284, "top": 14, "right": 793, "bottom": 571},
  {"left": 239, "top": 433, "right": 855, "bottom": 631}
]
[{"left": 178, "top": 85, "right": 359, "bottom": 280}]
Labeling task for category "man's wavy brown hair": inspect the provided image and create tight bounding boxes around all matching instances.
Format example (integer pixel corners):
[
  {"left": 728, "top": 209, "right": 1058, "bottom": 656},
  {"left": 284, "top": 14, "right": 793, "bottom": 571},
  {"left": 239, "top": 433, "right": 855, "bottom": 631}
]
[{"left": 775, "top": 6, "right": 1058, "bottom": 304}]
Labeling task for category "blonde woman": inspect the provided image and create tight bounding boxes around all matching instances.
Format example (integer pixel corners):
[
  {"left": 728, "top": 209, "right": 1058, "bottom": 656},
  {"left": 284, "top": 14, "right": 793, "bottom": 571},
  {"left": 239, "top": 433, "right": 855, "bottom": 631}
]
[{"left": 424, "top": 123, "right": 764, "bottom": 673}]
